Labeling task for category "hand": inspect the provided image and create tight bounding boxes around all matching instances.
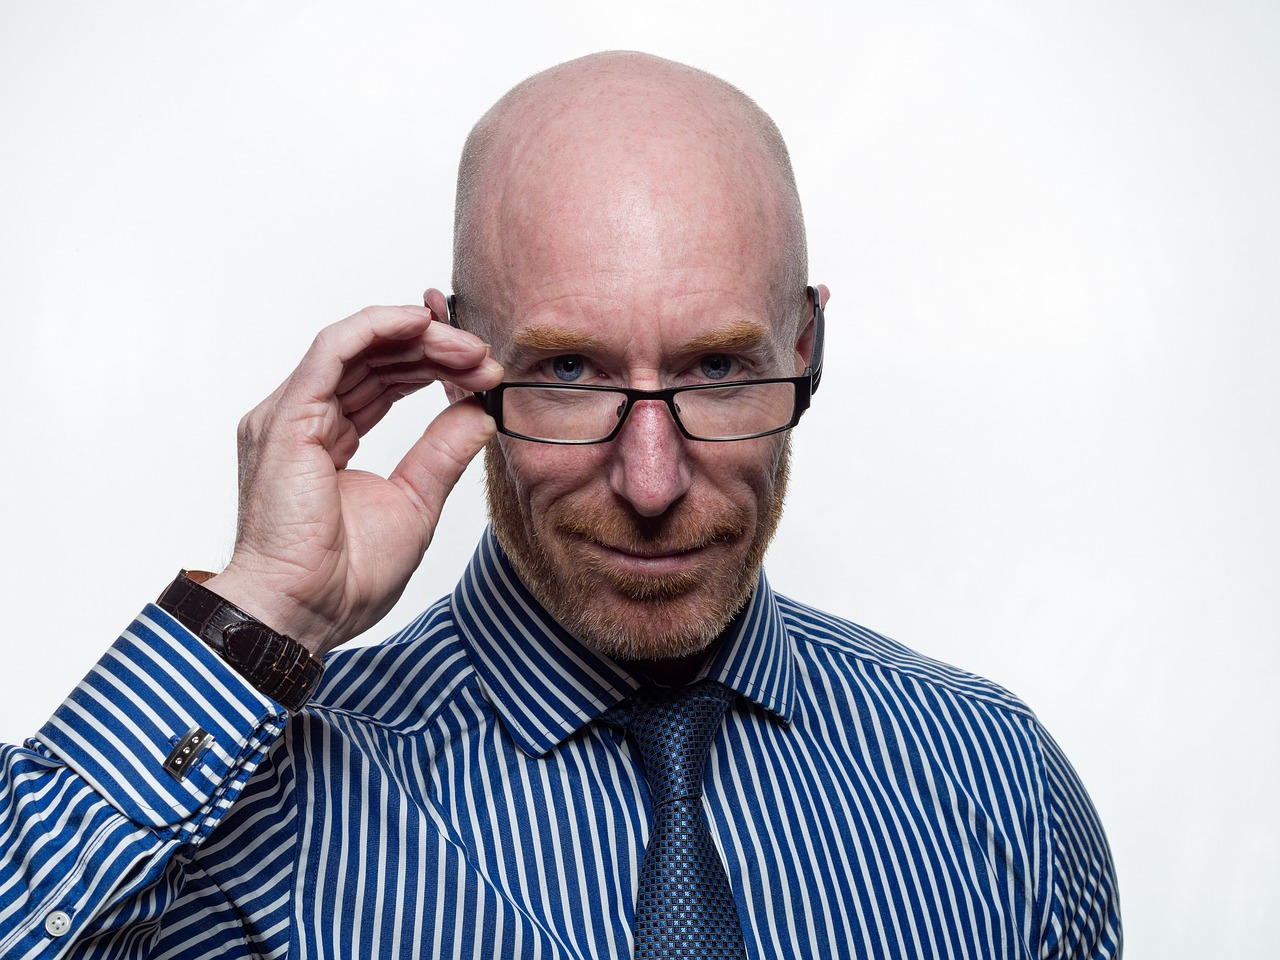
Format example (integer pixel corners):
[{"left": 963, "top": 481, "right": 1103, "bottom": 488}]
[{"left": 204, "top": 291, "right": 503, "bottom": 656}]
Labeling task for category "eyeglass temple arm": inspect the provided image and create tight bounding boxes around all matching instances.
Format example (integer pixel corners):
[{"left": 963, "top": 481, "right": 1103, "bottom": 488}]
[{"left": 806, "top": 285, "right": 824, "bottom": 395}]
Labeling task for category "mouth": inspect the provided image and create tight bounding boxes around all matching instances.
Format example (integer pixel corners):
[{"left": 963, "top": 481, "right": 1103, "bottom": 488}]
[
  {"left": 550, "top": 507, "right": 747, "bottom": 582},
  {"left": 597, "top": 541, "right": 705, "bottom": 559},
  {"left": 569, "top": 540, "right": 718, "bottom": 600},
  {"left": 575, "top": 518, "right": 755, "bottom": 591},
  {"left": 582, "top": 537, "right": 712, "bottom": 572}
]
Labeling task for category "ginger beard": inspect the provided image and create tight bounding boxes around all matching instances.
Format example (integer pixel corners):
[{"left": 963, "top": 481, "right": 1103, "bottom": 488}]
[{"left": 484, "top": 438, "right": 791, "bottom": 663}]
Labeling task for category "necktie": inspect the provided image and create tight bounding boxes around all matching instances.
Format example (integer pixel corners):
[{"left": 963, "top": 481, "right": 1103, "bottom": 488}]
[{"left": 608, "top": 679, "right": 747, "bottom": 959}]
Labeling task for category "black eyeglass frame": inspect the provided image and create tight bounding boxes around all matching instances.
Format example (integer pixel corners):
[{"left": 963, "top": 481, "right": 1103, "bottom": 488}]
[{"left": 447, "top": 286, "right": 825, "bottom": 445}]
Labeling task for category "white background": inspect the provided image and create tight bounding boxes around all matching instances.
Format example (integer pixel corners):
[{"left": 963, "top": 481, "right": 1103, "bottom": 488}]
[{"left": 2, "top": 1, "right": 1276, "bottom": 955}]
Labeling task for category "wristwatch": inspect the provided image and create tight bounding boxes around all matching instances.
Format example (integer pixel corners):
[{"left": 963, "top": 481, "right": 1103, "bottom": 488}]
[{"left": 157, "top": 570, "right": 323, "bottom": 712}]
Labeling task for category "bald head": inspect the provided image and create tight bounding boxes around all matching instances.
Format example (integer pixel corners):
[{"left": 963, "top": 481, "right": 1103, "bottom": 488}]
[{"left": 451, "top": 52, "right": 808, "bottom": 331}]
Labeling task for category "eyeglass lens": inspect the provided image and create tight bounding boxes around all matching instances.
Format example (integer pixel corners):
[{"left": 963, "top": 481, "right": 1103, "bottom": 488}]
[{"left": 498, "top": 381, "right": 798, "bottom": 442}]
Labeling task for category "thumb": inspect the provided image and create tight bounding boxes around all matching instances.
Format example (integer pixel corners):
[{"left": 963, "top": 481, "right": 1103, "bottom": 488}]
[{"left": 390, "top": 396, "right": 496, "bottom": 535}]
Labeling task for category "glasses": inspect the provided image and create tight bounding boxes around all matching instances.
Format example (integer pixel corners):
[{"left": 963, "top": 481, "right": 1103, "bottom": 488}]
[{"left": 447, "top": 286, "right": 824, "bottom": 445}]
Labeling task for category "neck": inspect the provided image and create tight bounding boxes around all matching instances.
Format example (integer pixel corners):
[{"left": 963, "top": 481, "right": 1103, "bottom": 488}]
[{"left": 629, "top": 645, "right": 717, "bottom": 687}]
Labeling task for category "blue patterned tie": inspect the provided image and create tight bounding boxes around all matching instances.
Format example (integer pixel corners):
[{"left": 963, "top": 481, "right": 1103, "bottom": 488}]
[{"left": 609, "top": 679, "right": 747, "bottom": 959}]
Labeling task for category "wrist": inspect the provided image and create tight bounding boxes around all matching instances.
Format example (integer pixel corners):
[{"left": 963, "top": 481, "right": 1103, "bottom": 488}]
[
  {"left": 157, "top": 570, "right": 324, "bottom": 713},
  {"left": 202, "top": 563, "right": 332, "bottom": 656}
]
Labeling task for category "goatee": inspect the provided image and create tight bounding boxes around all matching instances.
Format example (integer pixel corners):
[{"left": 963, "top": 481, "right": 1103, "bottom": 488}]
[{"left": 484, "top": 438, "right": 790, "bottom": 662}]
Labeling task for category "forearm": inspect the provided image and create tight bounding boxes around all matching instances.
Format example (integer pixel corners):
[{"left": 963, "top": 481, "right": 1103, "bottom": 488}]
[{"left": 0, "top": 605, "right": 287, "bottom": 958}]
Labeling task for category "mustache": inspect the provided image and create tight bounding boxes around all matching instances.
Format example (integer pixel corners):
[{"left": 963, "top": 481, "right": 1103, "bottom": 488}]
[{"left": 553, "top": 502, "right": 747, "bottom": 555}]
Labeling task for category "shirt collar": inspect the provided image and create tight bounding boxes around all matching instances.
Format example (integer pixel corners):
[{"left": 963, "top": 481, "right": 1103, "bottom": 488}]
[{"left": 451, "top": 529, "right": 795, "bottom": 758}]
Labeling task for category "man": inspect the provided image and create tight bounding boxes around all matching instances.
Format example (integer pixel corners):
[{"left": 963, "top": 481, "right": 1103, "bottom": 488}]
[{"left": 0, "top": 53, "right": 1120, "bottom": 958}]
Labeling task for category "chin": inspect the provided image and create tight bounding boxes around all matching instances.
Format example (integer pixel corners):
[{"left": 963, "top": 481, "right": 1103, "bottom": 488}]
[
  {"left": 484, "top": 439, "right": 790, "bottom": 663},
  {"left": 553, "top": 566, "right": 753, "bottom": 662}
]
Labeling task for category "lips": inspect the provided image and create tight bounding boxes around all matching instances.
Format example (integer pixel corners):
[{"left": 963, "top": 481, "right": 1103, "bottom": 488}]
[
  {"left": 554, "top": 506, "right": 745, "bottom": 561},
  {"left": 592, "top": 540, "right": 706, "bottom": 559},
  {"left": 588, "top": 539, "right": 709, "bottom": 574}
]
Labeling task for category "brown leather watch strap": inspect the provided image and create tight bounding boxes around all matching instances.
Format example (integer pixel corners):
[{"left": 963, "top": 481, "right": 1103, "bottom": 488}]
[{"left": 157, "top": 571, "right": 323, "bottom": 712}]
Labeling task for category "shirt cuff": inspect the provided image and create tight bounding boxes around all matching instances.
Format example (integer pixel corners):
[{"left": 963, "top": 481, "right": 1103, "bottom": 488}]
[{"left": 34, "top": 603, "right": 288, "bottom": 830}]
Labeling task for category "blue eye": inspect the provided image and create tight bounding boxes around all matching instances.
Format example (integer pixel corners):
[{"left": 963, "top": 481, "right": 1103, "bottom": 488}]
[
  {"left": 551, "top": 355, "right": 586, "bottom": 382},
  {"left": 699, "top": 355, "right": 734, "bottom": 380}
]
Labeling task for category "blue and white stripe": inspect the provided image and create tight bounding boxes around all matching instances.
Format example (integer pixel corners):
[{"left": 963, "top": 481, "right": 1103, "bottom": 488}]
[{"left": 0, "top": 530, "right": 1120, "bottom": 957}]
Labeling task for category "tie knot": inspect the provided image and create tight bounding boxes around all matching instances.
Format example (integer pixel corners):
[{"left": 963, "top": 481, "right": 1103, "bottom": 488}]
[{"left": 609, "top": 679, "right": 734, "bottom": 806}]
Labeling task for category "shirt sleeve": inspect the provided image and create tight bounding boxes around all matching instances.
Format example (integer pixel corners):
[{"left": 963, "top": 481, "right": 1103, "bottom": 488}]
[
  {"left": 0, "top": 603, "right": 289, "bottom": 959},
  {"left": 1037, "top": 727, "right": 1124, "bottom": 959}
]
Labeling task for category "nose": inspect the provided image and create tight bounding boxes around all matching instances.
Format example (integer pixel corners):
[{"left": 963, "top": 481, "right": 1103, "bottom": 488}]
[{"left": 607, "top": 398, "right": 693, "bottom": 517}]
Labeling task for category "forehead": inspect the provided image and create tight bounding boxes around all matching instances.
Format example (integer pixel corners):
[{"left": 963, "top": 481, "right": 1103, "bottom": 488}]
[
  {"left": 469, "top": 82, "right": 797, "bottom": 337},
  {"left": 477, "top": 179, "right": 793, "bottom": 363},
  {"left": 499, "top": 179, "right": 782, "bottom": 300}
]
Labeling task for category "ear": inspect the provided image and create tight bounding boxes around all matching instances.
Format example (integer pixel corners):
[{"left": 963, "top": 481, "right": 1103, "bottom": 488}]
[{"left": 793, "top": 284, "right": 830, "bottom": 372}]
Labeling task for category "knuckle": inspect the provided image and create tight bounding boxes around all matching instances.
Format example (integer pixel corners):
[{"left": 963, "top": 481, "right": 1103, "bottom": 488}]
[
  {"left": 311, "top": 325, "right": 337, "bottom": 353},
  {"left": 425, "top": 423, "right": 479, "bottom": 474}
]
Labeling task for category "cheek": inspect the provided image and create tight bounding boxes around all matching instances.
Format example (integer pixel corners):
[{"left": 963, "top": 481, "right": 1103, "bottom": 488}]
[
  {"left": 499, "top": 439, "right": 611, "bottom": 512},
  {"left": 497, "top": 434, "right": 787, "bottom": 521},
  {"left": 702, "top": 434, "right": 784, "bottom": 480},
  {"left": 687, "top": 437, "right": 787, "bottom": 506}
]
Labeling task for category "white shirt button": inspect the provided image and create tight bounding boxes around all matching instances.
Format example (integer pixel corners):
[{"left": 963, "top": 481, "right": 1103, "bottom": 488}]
[{"left": 45, "top": 910, "right": 72, "bottom": 936}]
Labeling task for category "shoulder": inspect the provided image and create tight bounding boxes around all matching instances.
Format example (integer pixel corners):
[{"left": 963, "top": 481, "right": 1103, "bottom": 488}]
[
  {"left": 304, "top": 594, "right": 481, "bottom": 734},
  {"left": 775, "top": 591, "right": 1037, "bottom": 724},
  {"left": 774, "top": 593, "right": 1123, "bottom": 953}
]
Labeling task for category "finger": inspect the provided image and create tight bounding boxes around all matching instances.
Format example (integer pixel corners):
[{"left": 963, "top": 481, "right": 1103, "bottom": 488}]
[
  {"left": 424, "top": 288, "right": 453, "bottom": 325},
  {"left": 332, "top": 338, "right": 443, "bottom": 394},
  {"left": 414, "top": 315, "right": 498, "bottom": 370},
  {"left": 286, "top": 306, "right": 426, "bottom": 401},
  {"left": 337, "top": 361, "right": 448, "bottom": 415},
  {"left": 337, "top": 354, "right": 503, "bottom": 417},
  {"left": 291, "top": 305, "right": 485, "bottom": 402},
  {"left": 389, "top": 397, "right": 496, "bottom": 533},
  {"left": 332, "top": 314, "right": 498, "bottom": 396}
]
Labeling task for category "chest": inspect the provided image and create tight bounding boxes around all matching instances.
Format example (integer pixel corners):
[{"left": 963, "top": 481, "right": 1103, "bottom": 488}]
[{"left": 280, "top": 701, "right": 1046, "bottom": 959}]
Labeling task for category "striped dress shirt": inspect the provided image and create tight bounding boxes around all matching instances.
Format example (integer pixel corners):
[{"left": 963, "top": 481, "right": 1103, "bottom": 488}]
[{"left": 0, "top": 531, "right": 1120, "bottom": 958}]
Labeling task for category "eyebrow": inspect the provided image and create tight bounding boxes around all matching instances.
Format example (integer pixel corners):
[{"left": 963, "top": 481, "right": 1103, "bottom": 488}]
[
  {"left": 511, "top": 320, "right": 772, "bottom": 355},
  {"left": 678, "top": 321, "right": 772, "bottom": 354},
  {"left": 511, "top": 326, "right": 608, "bottom": 352}
]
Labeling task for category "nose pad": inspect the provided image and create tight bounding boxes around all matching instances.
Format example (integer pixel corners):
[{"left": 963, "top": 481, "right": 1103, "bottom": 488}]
[{"left": 608, "top": 399, "right": 693, "bottom": 517}]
